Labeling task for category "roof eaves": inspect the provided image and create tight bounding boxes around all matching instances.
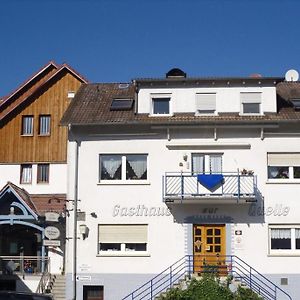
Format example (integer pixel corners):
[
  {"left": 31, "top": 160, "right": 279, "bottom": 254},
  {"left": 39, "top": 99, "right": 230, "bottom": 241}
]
[
  {"left": 0, "top": 64, "right": 87, "bottom": 122},
  {"left": 0, "top": 61, "right": 58, "bottom": 106}
]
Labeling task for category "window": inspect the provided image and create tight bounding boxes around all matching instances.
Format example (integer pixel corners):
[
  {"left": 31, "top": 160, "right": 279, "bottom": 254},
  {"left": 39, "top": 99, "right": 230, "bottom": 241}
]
[
  {"left": 99, "top": 154, "right": 147, "bottom": 181},
  {"left": 269, "top": 226, "right": 300, "bottom": 254},
  {"left": 195, "top": 93, "right": 216, "bottom": 115},
  {"left": 37, "top": 164, "right": 49, "bottom": 183},
  {"left": 267, "top": 153, "right": 300, "bottom": 180},
  {"left": 21, "top": 116, "right": 33, "bottom": 135},
  {"left": 39, "top": 115, "right": 51, "bottom": 135},
  {"left": 152, "top": 97, "right": 170, "bottom": 115},
  {"left": 98, "top": 225, "right": 148, "bottom": 254},
  {"left": 83, "top": 286, "right": 104, "bottom": 300},
  {"left": 20, "top": 164, "right": 32, "bottom": 184},
  {"left": 110, "top": 98, "right": 134, "bottom": 111},
  {"left": 192, "top": 154, "right": 222, "bottom": 174},
  {"left": 240, "top": 92, "right": 261, "bottom": 114}
]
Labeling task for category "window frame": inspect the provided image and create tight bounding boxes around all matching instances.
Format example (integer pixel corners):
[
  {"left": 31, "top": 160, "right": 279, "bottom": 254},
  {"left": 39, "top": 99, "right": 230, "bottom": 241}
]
[
  {"left": 267, "top": 153, "right": 300, "bottom": 182},
  {"left": 195, "top": 93, "right": 217, "bottom": 116},
  {"left": 99, "top": 154, "right": 148, "bottom": 183},
  {"left": 21, "top": 115, "right": 34, "bottom": 136},
  {"left": 38, "top": 115, "right": 51, "bottom": 136},
  {"left": 150, "top": 94, "right": 172, "bottom": 116},
  {"left": 37, "top": 163, "right": 50, "bottom": 183},
  {"left": 98, "top": 224, "right": 148, "bottom": 256},
  {"left": 269, "top": 225, "right": 300, "bottom": 255},
  {"left": 20, "top": 164, "right": 33, "bottom": 184},
  {"left": 192, "top": 153, "right": 223, "bottom": 174},
  {"left": 240, "top": 92, "right": 262, "bottom": 115}
]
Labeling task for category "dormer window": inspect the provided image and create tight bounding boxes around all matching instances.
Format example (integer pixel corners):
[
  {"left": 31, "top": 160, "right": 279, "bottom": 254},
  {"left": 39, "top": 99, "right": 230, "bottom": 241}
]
[
  {"left": 195, "top": 93, "right": 216, "bottom": 115},
  {"left": 151, "top": 95, "right": 171, "bottom": 115},
  {"left": 240, "top": 92, "right": 261, "bottom": 114}
]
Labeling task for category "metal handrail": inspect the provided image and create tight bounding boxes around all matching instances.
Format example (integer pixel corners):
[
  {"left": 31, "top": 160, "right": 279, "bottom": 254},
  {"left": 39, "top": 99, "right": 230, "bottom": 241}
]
[
  {"left": 163, "top": 171, "right": 256, "bottom": 201},
  {"left": 122, "top": 254, "right": 292, "bottom": 300}
]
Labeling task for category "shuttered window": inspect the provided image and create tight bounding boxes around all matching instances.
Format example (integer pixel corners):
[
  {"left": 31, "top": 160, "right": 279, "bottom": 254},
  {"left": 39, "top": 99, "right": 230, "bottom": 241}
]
[
  {"left": 39, "top": 115, "right": 51, "bottom": 135},
  {"left": 267, "top": 153, "right": 300, "bottom": 179},
  {"left": 241, "top": 93, "right": 261, "bottom": 114},
  {"left": 268, "top": 153, "right": 300, "bottom": 166},
  {"left": 98, "top": 224, "right": 148, "bottom": 253},
  {"left": 195, "top": 93, "right": 216, "bottom": 114},
  {"left": 21, "top": 116, "right": 33, "bottom": 135}
]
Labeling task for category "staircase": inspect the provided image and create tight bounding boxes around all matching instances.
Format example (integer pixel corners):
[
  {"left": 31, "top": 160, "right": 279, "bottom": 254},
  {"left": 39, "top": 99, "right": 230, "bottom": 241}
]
[
  {"left": 122, "top": 255, "right": 292, "bottom": 300},
  {"left": 49, "top": 274, "right": 66, "bottom": 300}
]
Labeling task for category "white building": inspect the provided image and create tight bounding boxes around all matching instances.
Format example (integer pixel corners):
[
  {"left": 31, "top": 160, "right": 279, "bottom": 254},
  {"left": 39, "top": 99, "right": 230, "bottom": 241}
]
[{"left": 62, "top": 69, "right": 300, "bottom": 300}]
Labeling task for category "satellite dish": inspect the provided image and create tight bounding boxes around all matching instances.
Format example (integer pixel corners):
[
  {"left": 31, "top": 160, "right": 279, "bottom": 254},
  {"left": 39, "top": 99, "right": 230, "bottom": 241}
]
[{"left": 285, "top": 69, "right": 299, "bottom": 82}]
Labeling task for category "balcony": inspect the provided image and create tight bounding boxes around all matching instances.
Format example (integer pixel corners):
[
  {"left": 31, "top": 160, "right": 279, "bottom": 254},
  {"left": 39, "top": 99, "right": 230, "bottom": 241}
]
[{"left": 163, "top": 172, "right": 257, "bottom": 204}]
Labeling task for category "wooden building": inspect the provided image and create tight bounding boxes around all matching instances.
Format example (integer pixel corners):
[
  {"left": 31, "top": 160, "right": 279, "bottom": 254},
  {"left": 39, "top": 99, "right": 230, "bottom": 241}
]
[{"left": 0, "top": 61, "right": 87, "bottom": 293}]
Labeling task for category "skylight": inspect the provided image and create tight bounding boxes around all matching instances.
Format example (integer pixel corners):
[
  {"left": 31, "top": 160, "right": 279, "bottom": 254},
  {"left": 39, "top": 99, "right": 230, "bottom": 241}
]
[{"left": 110, "top": 99, "right": 134, "bottom": 111}]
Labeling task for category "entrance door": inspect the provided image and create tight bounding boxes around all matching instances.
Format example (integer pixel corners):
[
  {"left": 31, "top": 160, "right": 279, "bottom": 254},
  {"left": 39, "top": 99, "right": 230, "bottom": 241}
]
[{"left": 193, "top": 224, "right": 226, "bottom": 274}]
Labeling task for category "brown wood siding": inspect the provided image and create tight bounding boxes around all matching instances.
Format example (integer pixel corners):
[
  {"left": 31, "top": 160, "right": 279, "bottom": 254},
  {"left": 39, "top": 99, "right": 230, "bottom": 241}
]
[{"left": 0, "top": 71, "right": 82, "bottom": 163}]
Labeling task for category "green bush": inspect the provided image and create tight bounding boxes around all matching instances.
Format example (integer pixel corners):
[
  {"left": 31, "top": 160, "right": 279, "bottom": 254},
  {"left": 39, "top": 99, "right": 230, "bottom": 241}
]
[{"left": 157, "top": 274, "right": 262, "bottom": 300}]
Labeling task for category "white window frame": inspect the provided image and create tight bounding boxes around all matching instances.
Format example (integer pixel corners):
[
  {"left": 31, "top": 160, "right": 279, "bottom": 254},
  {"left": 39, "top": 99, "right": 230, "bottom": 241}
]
[
  {"left": 192, "top": 153, "right": 223, "bottom": 174},
  {"left": 21, "top": 115, "right": 34, "bottom": 136},
  {"left": 269, "top": 225, "right": 300, "bottom": 256},
  {"left": 20, "top": 164, "right": 32, "bottom": 184},
  {"left": 267, "top": 153, "right": 300, "bottom": 182},
  {"left": 195, "top": 93, "right": 217, "bottom": 115},
  {"left": 150, "top": 94, "right": 172, "bottom": 116},
  {"left": 98, "top": 224, "right": 149, "bottom": 256},
  {"left": 99, "top": 154, "right": 149, "bottom": 184},
  {"left": 240, "top": 92, "right": 262, "bottom": 115}
]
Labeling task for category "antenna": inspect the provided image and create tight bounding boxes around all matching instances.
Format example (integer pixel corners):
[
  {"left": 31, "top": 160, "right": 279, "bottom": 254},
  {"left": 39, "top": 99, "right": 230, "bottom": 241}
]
[{"left": 285, "top": 69, "right": 299, "bottom": 82}]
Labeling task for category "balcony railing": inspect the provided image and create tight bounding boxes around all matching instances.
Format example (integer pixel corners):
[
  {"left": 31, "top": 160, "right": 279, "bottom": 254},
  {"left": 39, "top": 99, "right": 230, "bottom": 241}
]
[
  {"left": 163, "top": 172, "right": 256, "bottom": 203},
  {"left": 0, "top": 256, "right": 50, "bottom": 275}
]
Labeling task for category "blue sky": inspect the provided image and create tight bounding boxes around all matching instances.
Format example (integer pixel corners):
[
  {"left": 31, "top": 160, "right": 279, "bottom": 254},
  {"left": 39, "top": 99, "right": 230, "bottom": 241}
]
[{"left": 1, "top": 0, "right": 300, "bottom": 96}]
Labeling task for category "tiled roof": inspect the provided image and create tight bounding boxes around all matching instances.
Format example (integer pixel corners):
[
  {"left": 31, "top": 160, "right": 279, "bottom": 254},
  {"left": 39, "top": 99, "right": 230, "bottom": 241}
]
[
  {"left": 0, "top": 62, "right": 88, "bottom": 122},
  {"left": 276, "top": 81, "right": 300, "bottom": 101},
  {"left": 30, "top": 194, "right": 66, "bottom": 215},
  {"left": 0, "top": 182, "right": 66, "bottom": 216},
  {"left": 61, "top": 82, "right": 300, "bottom": 126},
  {"left": 1, "top": 182, "right": 38, "bottom": 214}
]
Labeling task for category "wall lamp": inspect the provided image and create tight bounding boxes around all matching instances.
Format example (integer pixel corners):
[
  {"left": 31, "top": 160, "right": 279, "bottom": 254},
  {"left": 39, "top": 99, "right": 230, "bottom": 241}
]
[{"left": 79, "top": 224, "right": 89, "bottom": 240}]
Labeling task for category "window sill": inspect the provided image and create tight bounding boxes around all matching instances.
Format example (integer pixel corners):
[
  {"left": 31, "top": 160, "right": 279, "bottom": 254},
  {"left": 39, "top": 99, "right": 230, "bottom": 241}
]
[
  {"left": 239, "top": 113, "right": 264, "bottom": 116},
  {"left": 149, "top": 114, "right": 173, "bottom": 117},
  {"left": 268, "top": 252, "right": 300, "bottom": 257},
  {"left": 21, "top": 134, "right": 33, "bottom": 137},
  {"left": 97, "top": 252, "right": 150, "bottom": 257},
  {"left": 98, "top": 180, "right": 150, "bottom": 185},
  {"left": 266, "top": 179, "right": 300, "bottom": 184},
  {"left": 37, "top": 182, "right": 50, "bottom": 185},
  {"left": 38, "top": 134, "right": 51, "bottom": 137}
]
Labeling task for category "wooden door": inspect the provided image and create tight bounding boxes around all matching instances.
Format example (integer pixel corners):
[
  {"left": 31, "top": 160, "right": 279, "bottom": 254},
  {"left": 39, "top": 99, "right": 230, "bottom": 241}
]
[{"left": 193, "top": 224, "right": 226, "bottom": 274}]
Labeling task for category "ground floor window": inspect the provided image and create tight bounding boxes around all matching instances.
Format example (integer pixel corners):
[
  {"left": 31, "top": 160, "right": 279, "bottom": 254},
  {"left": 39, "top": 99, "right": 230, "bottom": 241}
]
[
  {"left": 269, "top": 225, "right": 300, "bottom": 254},
  {"left": 83, "top": 285, "right": 104, "bottom": 300},
  {"left": 98, "top": 224, "right": 148, "bottom": 254}
]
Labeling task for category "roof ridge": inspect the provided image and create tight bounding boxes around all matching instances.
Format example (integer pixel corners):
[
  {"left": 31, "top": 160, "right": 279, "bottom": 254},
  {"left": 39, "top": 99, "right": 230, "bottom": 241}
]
[{"left": 0, "top": 61, "right": 58, "bottom": 106}]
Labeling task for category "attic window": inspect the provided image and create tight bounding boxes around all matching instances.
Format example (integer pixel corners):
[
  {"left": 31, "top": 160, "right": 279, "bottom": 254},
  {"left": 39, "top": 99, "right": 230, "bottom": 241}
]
[
  {"left": 290, "top": 99, "right": 300, "bottom": 110},
  {"left": 110, "top": 99, "right": 134, "bottom": 111}
]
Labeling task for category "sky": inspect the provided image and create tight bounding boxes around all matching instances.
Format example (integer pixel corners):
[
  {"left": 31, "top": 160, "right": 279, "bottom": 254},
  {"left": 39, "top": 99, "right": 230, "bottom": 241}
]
[{"left": 1, "top": 0, "right": 300, "bottom": 96}]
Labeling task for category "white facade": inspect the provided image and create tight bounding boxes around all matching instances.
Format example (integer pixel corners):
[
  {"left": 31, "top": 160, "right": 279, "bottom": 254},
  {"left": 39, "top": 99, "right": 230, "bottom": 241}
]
[
  {"left": 65, "top": 78, "right": 300, "bottom": 300},
  {"left": 0, "top": 163, "right": 67, "bottom": 194}
]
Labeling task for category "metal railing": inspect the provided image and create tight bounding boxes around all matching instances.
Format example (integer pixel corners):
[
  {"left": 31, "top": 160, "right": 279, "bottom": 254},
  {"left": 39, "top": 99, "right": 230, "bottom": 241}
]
[
  {"left": 0, "top": 256, "right": 50, "bottom": 276},
  {"left": 122, "top": 255, "right": 292, "bottom": 300},
  {"left": 163, "top": 172, "right": 256, "bottom": 201},
  {"left": 36, "top": 271, "right": 52, "bottom": 293}
]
